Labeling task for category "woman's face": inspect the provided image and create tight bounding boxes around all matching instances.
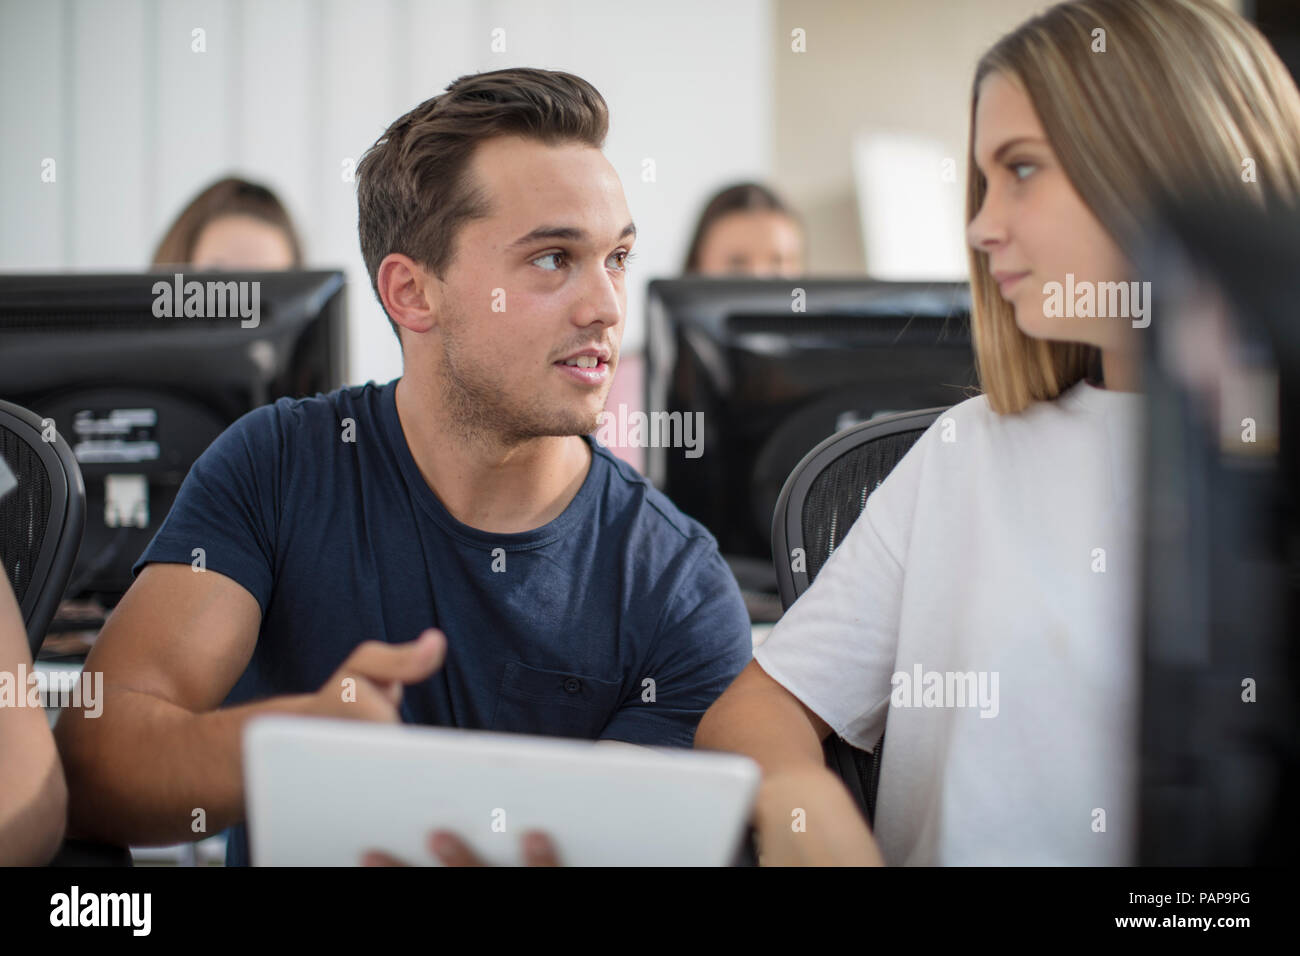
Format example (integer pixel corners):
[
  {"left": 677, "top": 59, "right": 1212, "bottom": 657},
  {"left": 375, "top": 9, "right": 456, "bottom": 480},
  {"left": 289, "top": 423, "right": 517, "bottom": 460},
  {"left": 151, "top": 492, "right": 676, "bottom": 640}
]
[
  {"left": 966, "top": 71, "right": 1133, "bottom": 354},
  {"left": 695, "top": 210, "right": 804, "bottom": 277},
  {"left": 191, "top": 214, "right": 296, "bottom": 270}
]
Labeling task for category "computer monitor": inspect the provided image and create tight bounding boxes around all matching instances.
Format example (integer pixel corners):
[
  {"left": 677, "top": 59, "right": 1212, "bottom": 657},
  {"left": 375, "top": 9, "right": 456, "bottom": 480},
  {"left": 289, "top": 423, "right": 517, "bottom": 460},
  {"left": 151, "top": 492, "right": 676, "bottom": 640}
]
[
  {"left": 644, "top": 278, "right": 974, "bottom": 615},
  {"left": 0, "top": 269, "right": 347, "bottom": 610},
  {"left": 1137, "top": 200, "right": 1300, "bottom": 864}
]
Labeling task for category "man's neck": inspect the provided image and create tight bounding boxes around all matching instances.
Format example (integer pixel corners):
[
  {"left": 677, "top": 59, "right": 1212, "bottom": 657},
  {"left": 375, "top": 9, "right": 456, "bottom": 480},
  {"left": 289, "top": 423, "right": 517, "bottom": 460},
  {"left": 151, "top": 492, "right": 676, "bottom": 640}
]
[{"left": 394, "top": 375, "right": 592, "bottom": 534}]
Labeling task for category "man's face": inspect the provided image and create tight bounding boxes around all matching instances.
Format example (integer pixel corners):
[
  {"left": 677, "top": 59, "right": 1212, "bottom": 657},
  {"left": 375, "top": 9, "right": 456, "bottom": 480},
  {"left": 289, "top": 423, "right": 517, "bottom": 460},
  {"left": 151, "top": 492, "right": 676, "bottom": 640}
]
[{"left": 426, "top": 135, "right": 634, "bottom": 443}]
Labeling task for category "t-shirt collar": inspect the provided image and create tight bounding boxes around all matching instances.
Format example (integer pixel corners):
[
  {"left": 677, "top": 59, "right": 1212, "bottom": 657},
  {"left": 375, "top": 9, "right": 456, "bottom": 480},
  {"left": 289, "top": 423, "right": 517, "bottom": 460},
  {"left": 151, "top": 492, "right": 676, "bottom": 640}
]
[{"left": 379, "top": 377, "right": 601, "bottom": 549}]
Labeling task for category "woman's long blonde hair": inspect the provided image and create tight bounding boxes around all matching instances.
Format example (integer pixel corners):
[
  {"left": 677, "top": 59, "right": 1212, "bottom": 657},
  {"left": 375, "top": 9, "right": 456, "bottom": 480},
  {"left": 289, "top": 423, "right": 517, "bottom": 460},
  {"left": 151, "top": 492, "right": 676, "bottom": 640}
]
[{"left": 968, "top": 0, "right": 1300, "bottom": 414}]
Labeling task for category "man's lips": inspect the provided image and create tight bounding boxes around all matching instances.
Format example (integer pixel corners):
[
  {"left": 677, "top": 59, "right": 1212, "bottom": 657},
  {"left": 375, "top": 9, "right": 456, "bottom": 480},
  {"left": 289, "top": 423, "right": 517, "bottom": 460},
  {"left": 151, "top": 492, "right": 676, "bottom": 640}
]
[
  {"left": 555, "top": 347, "right": 612, "bottom": 364},
  {"left": 553, "top": 350, "right": 612, "bottom": 386}
]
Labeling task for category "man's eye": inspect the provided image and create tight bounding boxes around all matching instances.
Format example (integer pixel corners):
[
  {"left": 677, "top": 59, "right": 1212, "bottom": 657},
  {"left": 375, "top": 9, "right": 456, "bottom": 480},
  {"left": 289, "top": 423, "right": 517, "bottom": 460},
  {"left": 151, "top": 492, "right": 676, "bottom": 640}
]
[
  {"left": 533, "top": 252, "right": 566, "bottom": 271},
  {"left": 609, "top": 250, "right": 637, "bottom": 271}
]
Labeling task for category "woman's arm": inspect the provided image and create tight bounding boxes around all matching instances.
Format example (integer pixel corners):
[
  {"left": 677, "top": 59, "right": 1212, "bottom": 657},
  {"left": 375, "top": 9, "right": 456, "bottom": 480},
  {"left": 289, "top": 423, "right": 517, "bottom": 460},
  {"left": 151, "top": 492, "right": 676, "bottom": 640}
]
[
  {"left": 0, "top": 569, "right": 69, "bottom": 865},
  {"left": 696, "top": 659, "right": 883, "bottom": 865},
  {"left": 697, "top": 415, "right": 937, "bottom": 866}
]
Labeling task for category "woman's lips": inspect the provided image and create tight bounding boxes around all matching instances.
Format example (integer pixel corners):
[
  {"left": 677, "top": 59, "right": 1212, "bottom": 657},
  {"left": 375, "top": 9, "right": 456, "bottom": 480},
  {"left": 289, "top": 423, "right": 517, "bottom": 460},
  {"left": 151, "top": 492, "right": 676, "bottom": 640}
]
[{"left": 995, "top": 271, "right": 1029, "bottom": 295}]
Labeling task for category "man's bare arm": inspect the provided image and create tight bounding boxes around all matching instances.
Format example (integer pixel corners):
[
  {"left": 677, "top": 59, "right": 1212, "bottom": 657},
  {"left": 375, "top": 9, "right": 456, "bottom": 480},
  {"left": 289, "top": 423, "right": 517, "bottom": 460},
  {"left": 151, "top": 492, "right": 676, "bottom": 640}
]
[
  {"left": 54, "top": 563, "right": 304, "bottom": 846},
  {"left": 55, "top": 563, "right": 447, "bottom": 848}
]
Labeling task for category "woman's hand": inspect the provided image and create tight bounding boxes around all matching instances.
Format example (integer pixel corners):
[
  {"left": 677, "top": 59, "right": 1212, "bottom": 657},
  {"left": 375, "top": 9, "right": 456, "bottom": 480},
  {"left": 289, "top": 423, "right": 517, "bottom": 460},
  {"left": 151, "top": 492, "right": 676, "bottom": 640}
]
[{"left": 753, "top": 766, "right": 884, "bottom": 866}]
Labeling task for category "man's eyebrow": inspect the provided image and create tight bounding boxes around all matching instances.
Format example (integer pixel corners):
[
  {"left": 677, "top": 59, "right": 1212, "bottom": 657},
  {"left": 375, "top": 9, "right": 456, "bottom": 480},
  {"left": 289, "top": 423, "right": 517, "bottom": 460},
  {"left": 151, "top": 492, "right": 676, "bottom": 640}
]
[{"left": 507, "top": 221, "right": 636, "bottom": 250}]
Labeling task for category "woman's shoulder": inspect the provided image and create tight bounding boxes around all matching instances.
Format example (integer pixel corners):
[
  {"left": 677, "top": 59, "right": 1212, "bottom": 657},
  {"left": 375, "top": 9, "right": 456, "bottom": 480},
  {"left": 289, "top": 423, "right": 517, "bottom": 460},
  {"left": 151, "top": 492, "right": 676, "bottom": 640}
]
[
  {"left": 906, "top": 384, "right": 1120, "bottom": 474},
  {"left": 909, "top": 390, "right": 998, "bottom": 451},
  {"left": 925, "top": 383, "right": 1126, "bottom": 439}
]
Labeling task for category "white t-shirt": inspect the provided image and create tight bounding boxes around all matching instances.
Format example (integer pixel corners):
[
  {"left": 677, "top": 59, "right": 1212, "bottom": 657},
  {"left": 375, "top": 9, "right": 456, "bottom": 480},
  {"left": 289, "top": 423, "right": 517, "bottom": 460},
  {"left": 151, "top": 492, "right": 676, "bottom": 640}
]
[{"left": 753, "top": 380, "right": 1144, "bottom": 865}]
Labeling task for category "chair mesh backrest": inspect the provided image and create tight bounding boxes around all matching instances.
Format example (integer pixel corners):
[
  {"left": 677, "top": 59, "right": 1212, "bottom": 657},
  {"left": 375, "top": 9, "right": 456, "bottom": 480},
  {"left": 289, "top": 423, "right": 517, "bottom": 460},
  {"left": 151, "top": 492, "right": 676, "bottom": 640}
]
[
  {"left": 801, "top": 428, "right": 928, "bottom": 582},
  {"left": 0, "top": 425, "right": 52, "bottom": 607}
]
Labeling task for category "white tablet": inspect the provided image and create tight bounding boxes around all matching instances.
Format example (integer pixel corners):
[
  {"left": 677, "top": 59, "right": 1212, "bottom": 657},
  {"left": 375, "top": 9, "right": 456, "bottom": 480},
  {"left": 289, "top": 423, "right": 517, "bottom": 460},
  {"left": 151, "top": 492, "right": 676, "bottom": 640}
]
[{"left": 243, "top": 715, "right": 760, "bottom": 866}]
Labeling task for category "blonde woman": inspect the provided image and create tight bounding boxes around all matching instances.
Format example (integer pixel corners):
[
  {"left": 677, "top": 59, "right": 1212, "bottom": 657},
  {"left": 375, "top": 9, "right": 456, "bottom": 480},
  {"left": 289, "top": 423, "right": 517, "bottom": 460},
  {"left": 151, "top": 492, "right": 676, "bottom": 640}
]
[{"left": 696, "top": 0, "right": 1300, "bottom": 866}]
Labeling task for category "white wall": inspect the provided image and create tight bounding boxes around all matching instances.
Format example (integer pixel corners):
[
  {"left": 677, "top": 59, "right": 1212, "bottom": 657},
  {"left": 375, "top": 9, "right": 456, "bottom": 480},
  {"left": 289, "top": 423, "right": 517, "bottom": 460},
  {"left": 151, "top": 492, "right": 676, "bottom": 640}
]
[
  {"left": 770, "top": 0, "right": 1051, "bottom": 276},
  {"left": 769, "top": 0, "right": 1244, "bottom": 276},
  {"left": 0, "top": 0, "right": 773, "bottom": 385}
]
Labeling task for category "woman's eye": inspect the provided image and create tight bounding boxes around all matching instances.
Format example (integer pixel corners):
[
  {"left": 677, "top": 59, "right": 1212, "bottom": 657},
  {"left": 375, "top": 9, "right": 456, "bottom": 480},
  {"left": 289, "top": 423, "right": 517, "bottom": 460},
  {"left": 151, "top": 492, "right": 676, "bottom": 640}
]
[
  {"left": 1009, "top": 161, "right": 1036, "bottom": 181},
  {"left": 533, "top": 252, "right": 566, "bottom": 271}
]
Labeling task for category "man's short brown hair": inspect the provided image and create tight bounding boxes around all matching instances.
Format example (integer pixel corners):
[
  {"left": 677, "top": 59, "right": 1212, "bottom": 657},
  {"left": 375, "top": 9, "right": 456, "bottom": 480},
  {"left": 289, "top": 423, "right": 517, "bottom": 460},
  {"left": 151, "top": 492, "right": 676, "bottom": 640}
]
[{"left": 356, "top": 68, "right": 610, "bottom": 344}]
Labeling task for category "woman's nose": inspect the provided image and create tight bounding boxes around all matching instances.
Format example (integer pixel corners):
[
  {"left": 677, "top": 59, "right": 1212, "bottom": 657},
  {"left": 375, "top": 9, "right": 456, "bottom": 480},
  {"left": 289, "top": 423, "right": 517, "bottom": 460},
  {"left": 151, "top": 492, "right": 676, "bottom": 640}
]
[{"left": 967, "top": 192, "right": 1006, "bottom": 251}]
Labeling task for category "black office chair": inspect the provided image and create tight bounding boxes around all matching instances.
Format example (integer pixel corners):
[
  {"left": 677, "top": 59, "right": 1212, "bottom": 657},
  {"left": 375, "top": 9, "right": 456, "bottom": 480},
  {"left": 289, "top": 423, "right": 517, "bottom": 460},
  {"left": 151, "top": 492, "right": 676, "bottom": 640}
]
[
  {"left": 770, "top": 406, "right": 946, "bottom": 826},
  {"left": 0, "top": 399, "right": 85, "bottom": 657}
]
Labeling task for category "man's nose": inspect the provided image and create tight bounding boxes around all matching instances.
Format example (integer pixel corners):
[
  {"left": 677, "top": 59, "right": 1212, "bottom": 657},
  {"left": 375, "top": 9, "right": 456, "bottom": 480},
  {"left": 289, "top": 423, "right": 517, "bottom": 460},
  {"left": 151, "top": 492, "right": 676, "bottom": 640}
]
[{"left": 574, "top": 261, "right": 623, "bottom": 328}]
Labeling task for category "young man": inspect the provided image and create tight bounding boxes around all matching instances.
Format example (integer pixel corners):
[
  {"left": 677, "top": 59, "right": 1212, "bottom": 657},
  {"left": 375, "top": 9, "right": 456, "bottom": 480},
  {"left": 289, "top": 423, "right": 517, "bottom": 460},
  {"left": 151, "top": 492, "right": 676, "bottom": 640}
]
[{"left": 56, "top": 68, "right": 752, "bottom": 866}]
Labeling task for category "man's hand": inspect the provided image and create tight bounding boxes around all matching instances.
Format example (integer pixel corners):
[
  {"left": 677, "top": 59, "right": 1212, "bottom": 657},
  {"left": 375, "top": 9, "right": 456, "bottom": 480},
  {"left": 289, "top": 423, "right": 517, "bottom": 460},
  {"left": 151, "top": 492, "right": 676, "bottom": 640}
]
[
  {"left": 319, "top": 632, "right": 560, "bottom": 867},
  {"left": 307, "top": 630, "right": 446, "bottom": 722},
  {"left": 361, "top": 830, "right": 560, "bottom": 867},
  {"left": 753, "top": 766, "right": 885, "bottom": 866}
]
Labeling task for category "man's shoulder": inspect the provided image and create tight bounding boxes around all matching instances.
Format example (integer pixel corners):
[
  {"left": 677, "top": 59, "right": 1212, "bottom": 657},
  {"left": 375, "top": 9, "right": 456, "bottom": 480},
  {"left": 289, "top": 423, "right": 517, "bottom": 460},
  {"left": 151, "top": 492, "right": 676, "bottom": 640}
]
[
  {"left": 266, "top": 379, "right": 389, "bottom": 427},
  {"left": 224, "top": 380, "right": 392, "bottom": 449},
  {"left": 589, "top": 440, "right": 718, "bottom": 551}
]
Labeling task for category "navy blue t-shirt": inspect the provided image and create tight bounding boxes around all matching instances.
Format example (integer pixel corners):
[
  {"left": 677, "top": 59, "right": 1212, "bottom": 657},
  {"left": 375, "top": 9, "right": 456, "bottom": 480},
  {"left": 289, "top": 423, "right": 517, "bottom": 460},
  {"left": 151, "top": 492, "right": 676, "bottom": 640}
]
[{"left": 133, "top": 378, "right": 752, "bottom": 866}]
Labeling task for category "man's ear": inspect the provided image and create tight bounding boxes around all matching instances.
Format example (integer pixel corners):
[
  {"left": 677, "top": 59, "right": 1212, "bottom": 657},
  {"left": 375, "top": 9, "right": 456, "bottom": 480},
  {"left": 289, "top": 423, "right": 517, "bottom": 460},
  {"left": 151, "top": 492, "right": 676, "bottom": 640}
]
[{"left": 377, "top": 253, "right": 441, "bottom": 338}]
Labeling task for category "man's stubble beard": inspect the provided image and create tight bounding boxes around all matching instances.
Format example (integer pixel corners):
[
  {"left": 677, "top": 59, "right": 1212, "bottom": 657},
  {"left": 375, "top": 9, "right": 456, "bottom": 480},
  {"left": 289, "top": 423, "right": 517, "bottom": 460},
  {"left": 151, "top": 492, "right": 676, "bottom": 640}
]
[{"left": 436, "top": 304, "right": 605, "bottom": 448}]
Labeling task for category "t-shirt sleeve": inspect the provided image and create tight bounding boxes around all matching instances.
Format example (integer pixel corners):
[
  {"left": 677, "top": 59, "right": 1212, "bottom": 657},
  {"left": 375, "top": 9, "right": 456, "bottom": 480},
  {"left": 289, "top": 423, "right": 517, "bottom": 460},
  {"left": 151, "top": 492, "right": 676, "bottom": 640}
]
[
  {"left": 131, "top": 404, "right": 281, "bottom": 614},
  {"left": 751, "top": 422, "right": 930, "bottom": 752},
  {"left": 599, "top": 540, "right": 752, "bottom": 748}
]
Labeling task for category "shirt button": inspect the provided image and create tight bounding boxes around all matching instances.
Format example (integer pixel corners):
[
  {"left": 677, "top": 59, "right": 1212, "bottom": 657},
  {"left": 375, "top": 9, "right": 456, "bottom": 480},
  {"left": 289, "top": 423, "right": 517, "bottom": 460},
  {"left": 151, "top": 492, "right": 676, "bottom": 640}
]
[{"left": 563, "top": 677, "right": 582, "bottom": 694}]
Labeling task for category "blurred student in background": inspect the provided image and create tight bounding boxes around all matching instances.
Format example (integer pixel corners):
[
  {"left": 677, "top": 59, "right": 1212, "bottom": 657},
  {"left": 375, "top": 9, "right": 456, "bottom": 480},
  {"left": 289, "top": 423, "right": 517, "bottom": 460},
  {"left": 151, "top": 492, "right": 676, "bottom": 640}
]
[
  {"left": 697, "top": 0, "right": 1300, "bottom": 866},
  {"left": 683, "top": 182, "right": 804, "bottom": 277},
  {"left": 152, "top": 176, "right": 303, "bottom": 270},
  {"left": 605, "top": 182, "right": 805, "bottom": 471}
]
